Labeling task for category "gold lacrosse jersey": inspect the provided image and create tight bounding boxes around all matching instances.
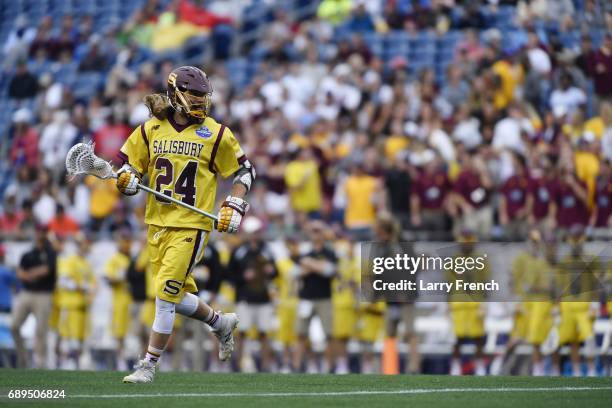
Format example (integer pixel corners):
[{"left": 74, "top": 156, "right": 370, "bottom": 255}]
[
  {"left": 56, "top": 255, "right": 95, "bottom": 309},
  {"left": 119, "top": 115, "right": 245, "bottom": 231},
  {"left": 135, "top": 246, "right": 156, "bottom": 300},
  {"left": 333, "top": 253, "right": 360, "bottom": 308}
]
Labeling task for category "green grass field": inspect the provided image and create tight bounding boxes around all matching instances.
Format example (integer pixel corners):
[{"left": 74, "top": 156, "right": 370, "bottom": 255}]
[{"left": 0, "top": 369, "right": 611, "bottom": 408}]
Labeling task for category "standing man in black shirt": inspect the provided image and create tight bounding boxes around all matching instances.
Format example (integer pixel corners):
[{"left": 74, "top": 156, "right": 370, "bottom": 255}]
[
  {"left": 385, "top": 152, "right": 412, "bottom": 231},
  {"left": 11, "top": 225, "right": 57, "bottom": 368},
  {"left": 228, "top": 217, "right": 277, "bottom": 372},
  {"left": 293, "top": 221, "right": 337, "bottom": 373}
]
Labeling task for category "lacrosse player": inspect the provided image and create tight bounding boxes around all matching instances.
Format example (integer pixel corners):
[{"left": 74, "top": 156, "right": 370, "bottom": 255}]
[
  {"left": 556, "top": 225, "right": 599, "bottom": 377},
  {"left": 56, "top": 234, "right": 95, "bottom": 369},
  {"left": 105, "top": 231, "right": 133, "bottom": 371},
  {"left": 117, "top": 66, "right": 254, "bottom": 383},
  {"left": 525, "top": 231, "right": 557, "bottom": 376},
  {"left": 447, "top": 229, "right": 489, "bottom": 376}
]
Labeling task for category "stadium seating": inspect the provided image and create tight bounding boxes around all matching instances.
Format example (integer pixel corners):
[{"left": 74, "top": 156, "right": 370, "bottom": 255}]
[{"left": 0, "top": 0, "right": 607, "bottom": 97}]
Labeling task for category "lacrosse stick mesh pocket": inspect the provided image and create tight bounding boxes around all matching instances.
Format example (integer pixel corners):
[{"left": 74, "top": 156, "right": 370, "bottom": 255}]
[{"left": 65, "top": 142, "right": 114, "bottom": 179}]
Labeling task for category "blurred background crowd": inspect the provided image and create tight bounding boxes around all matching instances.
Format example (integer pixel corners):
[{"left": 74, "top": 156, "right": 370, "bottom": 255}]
[{"left": 0, "top": 0, "right": 611, "bottom": 376}]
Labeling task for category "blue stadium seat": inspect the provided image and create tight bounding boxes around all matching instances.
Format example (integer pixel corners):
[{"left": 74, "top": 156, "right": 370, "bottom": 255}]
[
  {"left": 408, "top": 55, "right": 434, "bottom": 74},
  {"left": 559, "top": 31, "right": 580, "bottom": 49},
  {"left": 382, "top": 47, "right": 407, "bottom": 61},
  {"left": 362, "top": 33, "right": 384, "bottom": 56},
  {"left": 225, "top": 58, "right": 249, "bottom": 89},
  {"left": 243, "top": 60, "right": 258, "bottom": 78},
  {"left": 152, "top": 48, "right": 183, "bottom": 65},
  {"left": 73, "top": 72, "right": 103, "bottom": 100},
  {"left": 387, "top": 30, "right": 409, "bottom": 43},
  {"left": 590, "top": 28, "right": 604, "bottom": 48},
  {"left": 385, "top": 31, "right": 410, "bottom": 56},
  {"left": 183, "top": 35, "right": 207, "bottom": 61},
  {"left": 410, "top": 50, "right": 435, "bottom": 65},
  {"left": 501, "top": 29, "right": 528, "bottom": 52},
  {"left": 412, "top": 39, "right": 436, "bottom": 53},
  {"left": 248, "top": 45, "right": 268, "bottom": 62},
  {"left": 54, "top": 62, "right": 79, "bottom": 87},
  {"left": 436, "top": 30, "right": 463, "bottom": 51},
  {"left": 436, "top": 49, "right": 455, "bottom": 65},
  {"left": 495, "top": 5, "right": 516, "bottom": 29},
  {"left": 317, "top": 43, "right": 336, "bottom": 62},
  {"left": 387, "top": 42, "right": 410, "bottom": 56}
]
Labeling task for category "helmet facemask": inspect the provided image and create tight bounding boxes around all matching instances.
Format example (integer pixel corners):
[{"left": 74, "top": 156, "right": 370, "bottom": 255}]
[
  {"left": 167, "top": 70, "right": 212, "bottom": 122},
  {"left": 169, "top": 86, "right": 211, "bottom": 121}
]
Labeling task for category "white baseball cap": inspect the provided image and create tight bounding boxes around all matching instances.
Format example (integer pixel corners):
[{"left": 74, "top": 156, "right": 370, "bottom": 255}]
[
  {"left": 12, "top": 108, "right": 32, "bottom": 124},
  {"left": 242, "top": 216, "right": 264, "bottom": 234}
]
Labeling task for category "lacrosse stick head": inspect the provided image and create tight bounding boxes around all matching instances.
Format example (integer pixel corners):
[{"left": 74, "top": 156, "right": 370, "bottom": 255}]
[{"left": 65, "top": 142, "right": 115, "bottom": 179}]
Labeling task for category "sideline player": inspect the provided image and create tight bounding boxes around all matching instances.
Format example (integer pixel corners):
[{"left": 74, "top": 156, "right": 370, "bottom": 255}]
[
  {"left": 105, "top": 231, "right": 133, "bottom": 371},
  {"left": 332, "top": 236, "right": 360, "bottom": 374},
  {"left": 526, "top": 231, "right": 557, "bottom": 376},
  {"left": 118, "top": 66, "right": 255, "bottom": 383},
  {"left": 556, "top": 226, "right": 599, "bottom": 376},
  {"left": 490, "top": 230, "right": 545, "bottom": 375},
  {"left": 56, "top": 235, "right": 95, "bottom": 369},
  {"left": 447, "top": 229, "right": 489, "bottom": 376},
  {"left": 274, "top": 236, "right": 300, "bottom": 373}
]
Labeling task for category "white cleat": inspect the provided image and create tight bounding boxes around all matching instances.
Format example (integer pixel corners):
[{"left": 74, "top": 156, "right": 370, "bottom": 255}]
[
  {"left": 450, "top": 359, "right": 462, "bottom": 376},
  {"left": 306, "top": 362, "right": 319, "bottom": 374},
  {"left": 475, "top": 362, "right": 487, "bottom": 376},
  {"left": 335, "top": 360, "right": 349, "bottom": 375},
  {"left": 123, "top": 360, "right": 156, "bottom": 383},
  {"left": 532, "top": 362, "right": 545, "bottom": 377},
  {"left": 489, "top": 356, "right": 503, "bottom": 376},
  {"left": 212, "top": 312, "right": 239, "bottom": 361}
]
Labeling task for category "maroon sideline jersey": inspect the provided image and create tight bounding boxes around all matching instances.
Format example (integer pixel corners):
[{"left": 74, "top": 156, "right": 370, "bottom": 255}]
[
  {"left": 594, "top": 176, "right": 612, "bottom": 227},
  {"left": 528, "top": 176, "right": 555, "bottom": 221},
  {"left": 453, "top": 169, "right": 489, "bottom": 209},
  {"left": 413, "top": 170, "right": 450, "bottom": 210},
  {"left": 501, "top": 174, "right": 529, "bottom": 219},
  {"left": 552, "top": 179, "right": 590, "bottom": 227}
]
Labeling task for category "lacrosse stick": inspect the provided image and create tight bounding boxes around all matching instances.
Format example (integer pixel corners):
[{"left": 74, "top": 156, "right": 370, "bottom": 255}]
[{"left": 65, "top": 142, "right": 218, "bottom": 222}]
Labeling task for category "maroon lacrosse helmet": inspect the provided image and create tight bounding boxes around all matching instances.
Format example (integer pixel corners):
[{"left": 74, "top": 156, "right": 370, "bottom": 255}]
[{"left": 167, "top": 66, "right": 212, "bottom": 122}]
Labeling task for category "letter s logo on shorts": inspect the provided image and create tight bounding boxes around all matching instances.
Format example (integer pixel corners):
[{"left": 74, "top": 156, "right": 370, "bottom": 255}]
[{"left": 163, "top": 279, "right": 182, "bottom": 295}]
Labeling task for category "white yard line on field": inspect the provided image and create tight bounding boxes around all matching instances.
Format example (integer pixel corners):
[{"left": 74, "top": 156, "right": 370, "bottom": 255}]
[{"left": 66, "top": 386, "right": 612, "bottom": 399}]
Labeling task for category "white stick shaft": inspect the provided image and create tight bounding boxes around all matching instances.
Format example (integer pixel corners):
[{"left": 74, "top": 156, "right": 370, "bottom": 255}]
[
  {"left": 137, "top": 183, "right": 219, "bottom": 222},
  {"left": 110, "top": 173, "right": 218, "bottom": 222}
]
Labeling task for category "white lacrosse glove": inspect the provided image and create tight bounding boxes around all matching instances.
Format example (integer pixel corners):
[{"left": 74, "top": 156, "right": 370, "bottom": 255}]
[
  {"left": 215, "top": 196, "right": 249, "bottom": 233},
  {"left": 116, "top": 164, "right": 141, "bottom": 196}
]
